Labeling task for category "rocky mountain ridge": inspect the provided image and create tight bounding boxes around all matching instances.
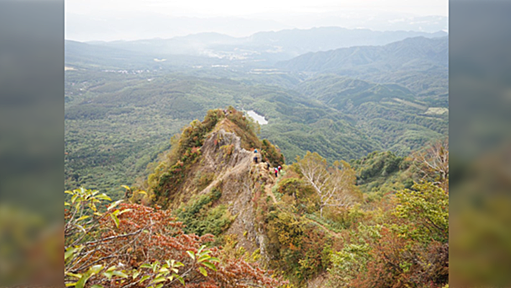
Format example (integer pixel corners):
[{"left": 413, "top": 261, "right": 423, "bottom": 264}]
[{"left": 137, "top": 108, "right": 284, "bottom": 266}]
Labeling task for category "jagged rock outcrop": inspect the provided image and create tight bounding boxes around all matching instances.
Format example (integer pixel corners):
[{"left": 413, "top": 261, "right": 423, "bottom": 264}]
[
  {"left": 148, "top": 119, "right": 276, "bottom": 263},
  {"left": 144, "top": 108, "right": 285, "bottom": 270},
  {"left": 197, "top": 127, "right": 273, "bottom": 257}
]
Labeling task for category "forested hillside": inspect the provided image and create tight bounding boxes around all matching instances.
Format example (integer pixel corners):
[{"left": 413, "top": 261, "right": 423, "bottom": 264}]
[
  {"left": 278, "top": 36, "right": 448, "bottom": 105},
  {"left": 65, "top": 70, "right": 446, "bottom": 198}
]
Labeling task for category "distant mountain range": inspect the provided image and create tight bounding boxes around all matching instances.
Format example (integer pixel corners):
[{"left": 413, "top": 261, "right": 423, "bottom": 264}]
[
  {"left": 85, "top": 27, "right": 446, "bottom": 63},
  {"left": 278, "top": 36, "right": 448, "bottom": 102},
  {"left": 66, "top": 33, "right": 448, "bottom": 105},
  {"left": 277, "top": 36, "right": 447, "bottom": 73}
]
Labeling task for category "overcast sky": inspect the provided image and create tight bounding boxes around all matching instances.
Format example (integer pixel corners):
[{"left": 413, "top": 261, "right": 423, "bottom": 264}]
[
  {"left": 67, "top": 0, "right": 447, "bottom": 17},
  {"left": 65, "top": 0, "right": 448, "bottom": 41}
]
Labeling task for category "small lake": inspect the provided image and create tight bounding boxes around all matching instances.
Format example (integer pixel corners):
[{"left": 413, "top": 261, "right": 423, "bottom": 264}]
[{"left": 246, "top": 110, "right": 268, "bottom": 125}]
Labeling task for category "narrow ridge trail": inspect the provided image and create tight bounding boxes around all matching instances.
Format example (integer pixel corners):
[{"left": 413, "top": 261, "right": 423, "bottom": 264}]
[{"left": 264, "top": 181, "right": 277, "bottom": 203}]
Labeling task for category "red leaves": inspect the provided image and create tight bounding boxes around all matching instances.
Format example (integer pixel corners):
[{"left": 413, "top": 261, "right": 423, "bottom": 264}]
[{"left": 70, "top": 202, "right": 284, "bottom": 287}]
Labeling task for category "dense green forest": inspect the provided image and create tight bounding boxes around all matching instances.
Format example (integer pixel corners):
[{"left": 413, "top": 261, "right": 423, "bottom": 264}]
[{"left": 65, "top": 69, "right": 446, "bottom": 198}]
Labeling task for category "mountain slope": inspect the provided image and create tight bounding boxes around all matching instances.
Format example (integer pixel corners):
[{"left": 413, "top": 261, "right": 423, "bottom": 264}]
[
  {"left": 295, "top": 74, "right": 447, "bottom": 153},
  {"left": 277, "top": 36, "right": 447, "bottom": 73},
  {"left": 140, "top": 108, "right": 284, "bottom": 258},
  {"left": 297, "top": 75, "right": 417, "bottom": 108},
  {"left": 278, "top": 36, "right": 448, "bottom": 102}
]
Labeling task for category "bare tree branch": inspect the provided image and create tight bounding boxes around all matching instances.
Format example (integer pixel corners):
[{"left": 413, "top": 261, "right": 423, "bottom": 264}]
[{"left": 298, "top": 152, "right": 357, "bottom": 217}]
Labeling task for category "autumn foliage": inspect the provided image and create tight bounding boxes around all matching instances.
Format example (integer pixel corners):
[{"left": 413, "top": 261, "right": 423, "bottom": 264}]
[
  {"left": 326, "top": 182, "right": 449, "bottom": 288},
  {"left": 64, "top": 188, "right": 285, "bottom": 288},
  {"left": 65, "top": 109, "right": 449, "bottom": 287}
]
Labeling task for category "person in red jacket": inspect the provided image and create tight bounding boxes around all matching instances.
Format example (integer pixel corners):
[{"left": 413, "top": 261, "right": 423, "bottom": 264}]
[{"left": 274, "top": 167, "right": 279, "bottom": 177}]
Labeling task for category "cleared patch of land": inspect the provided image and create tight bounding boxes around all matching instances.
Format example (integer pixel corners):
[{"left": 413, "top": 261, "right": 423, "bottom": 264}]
[
  {"left": 425, "top": 107, "right": 448, "bottom": 115},
  {"left": 393, "top": 98, "right": 427, "bottom": 110}
]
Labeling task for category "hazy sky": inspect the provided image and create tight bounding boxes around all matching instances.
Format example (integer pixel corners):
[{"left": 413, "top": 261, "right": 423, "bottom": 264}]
[
  {"left": 66, "top": 0, "right": 447, "bottom": 17},
  {"left": 65, "top": 0, "right": 448, "bottom": 41}
]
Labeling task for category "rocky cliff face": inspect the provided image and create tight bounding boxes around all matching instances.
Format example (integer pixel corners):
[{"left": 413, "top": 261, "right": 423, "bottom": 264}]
[
  {"left": 202, "top": 127, "right": 274, "bottom": 256},
  {"left": 159, "top": 119, "right": 277, "bottom": 263}
]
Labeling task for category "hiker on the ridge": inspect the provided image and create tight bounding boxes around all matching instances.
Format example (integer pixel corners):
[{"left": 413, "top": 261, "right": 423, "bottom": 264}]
[
  {"left": 274, "top": 167, "right": 279, "bottom": 177},
  {"left": 266, "top": 162, "right": 270, "bottom": 170},
  {"left": 253, "top": 149, "right": 258, "bottom": 164}
]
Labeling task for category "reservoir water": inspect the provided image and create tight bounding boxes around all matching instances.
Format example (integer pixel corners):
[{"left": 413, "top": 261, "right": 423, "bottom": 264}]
[{"left": 246, "top": 110, "right": 268, "bottom": 125}]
